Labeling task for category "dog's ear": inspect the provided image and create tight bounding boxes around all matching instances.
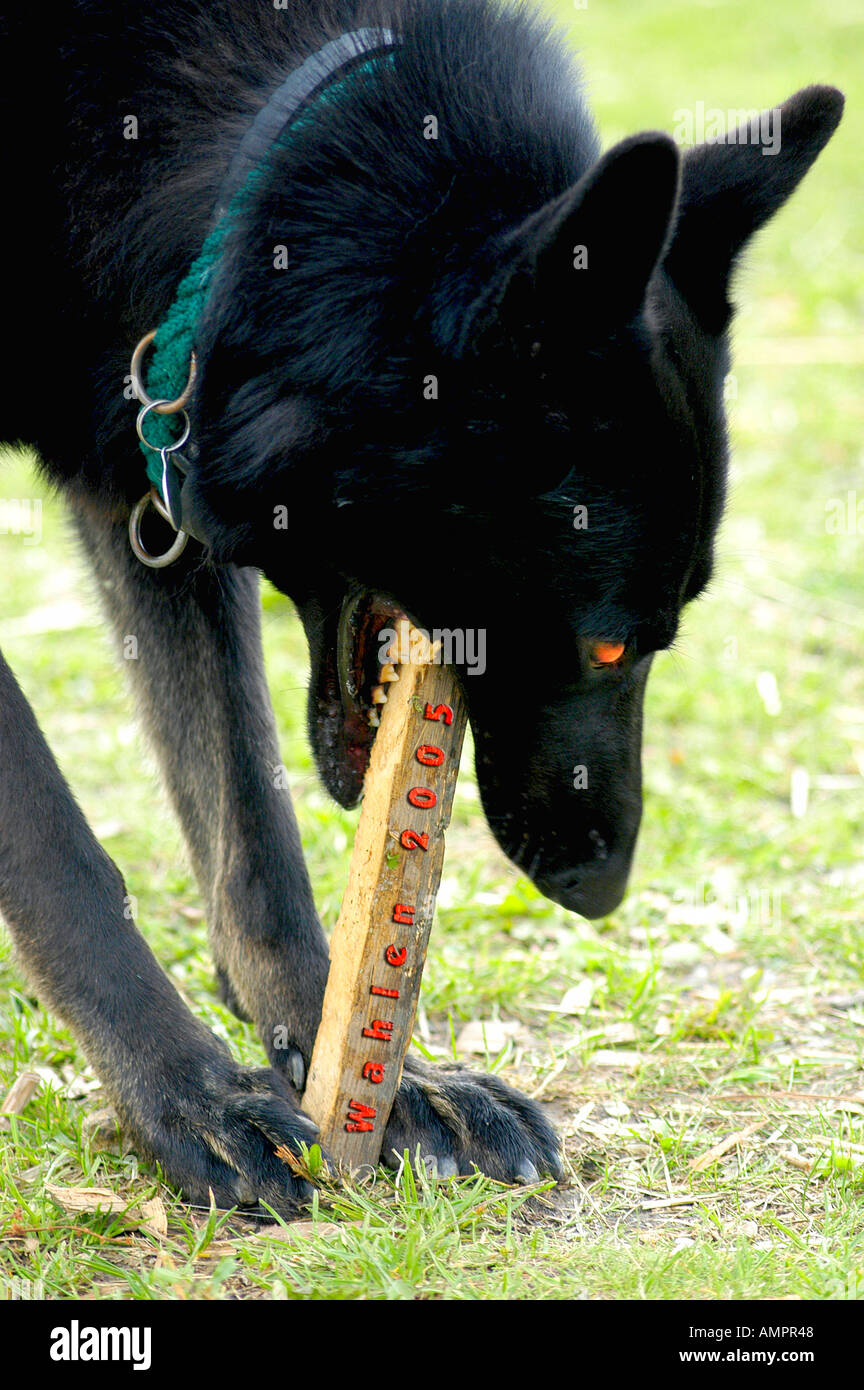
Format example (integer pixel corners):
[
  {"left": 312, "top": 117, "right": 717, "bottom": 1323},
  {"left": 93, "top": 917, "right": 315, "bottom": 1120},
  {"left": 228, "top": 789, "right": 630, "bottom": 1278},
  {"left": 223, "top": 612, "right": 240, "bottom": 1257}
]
[
  {"left": 664, "top": 85, "right": 844, "bottom": 332},
  {"left": 456, "top": 132, "right": 680, "bottom": 353}
]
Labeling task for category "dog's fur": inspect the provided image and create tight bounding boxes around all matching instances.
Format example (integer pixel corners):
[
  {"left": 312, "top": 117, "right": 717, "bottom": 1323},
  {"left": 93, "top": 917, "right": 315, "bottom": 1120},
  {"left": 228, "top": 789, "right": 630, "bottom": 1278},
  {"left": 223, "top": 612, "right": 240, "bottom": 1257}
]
[{"left": 0, "top": 0, "right": 843, "bottom": 1210}]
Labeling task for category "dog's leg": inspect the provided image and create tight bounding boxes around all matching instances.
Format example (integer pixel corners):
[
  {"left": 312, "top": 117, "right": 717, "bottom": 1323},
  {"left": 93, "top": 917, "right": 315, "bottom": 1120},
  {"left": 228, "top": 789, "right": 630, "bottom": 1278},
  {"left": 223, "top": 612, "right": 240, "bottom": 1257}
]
[
  {"left": 71, "top": 507, "right": 330, "bottom": 1092},
  {"left": 0, "top": 644, "right": 318, "bottom": 1213},
  {"left": 73, "top": 509, "right": 562, "bottom": 1184}
]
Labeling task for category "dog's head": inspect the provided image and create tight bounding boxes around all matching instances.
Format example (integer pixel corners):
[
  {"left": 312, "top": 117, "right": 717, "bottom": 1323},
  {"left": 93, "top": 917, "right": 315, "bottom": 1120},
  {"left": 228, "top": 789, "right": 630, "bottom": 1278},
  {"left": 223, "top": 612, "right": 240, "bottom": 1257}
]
[{"left": 188, "top": 84, "right": 842, "bottom": 918}]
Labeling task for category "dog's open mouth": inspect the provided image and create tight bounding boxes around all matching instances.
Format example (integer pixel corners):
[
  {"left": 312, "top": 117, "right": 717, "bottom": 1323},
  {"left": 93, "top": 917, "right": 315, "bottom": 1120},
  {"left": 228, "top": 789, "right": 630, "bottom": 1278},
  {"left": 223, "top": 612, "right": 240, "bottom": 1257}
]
[{"left": 311, "top": 588, "right": 409, "bottom": 807}]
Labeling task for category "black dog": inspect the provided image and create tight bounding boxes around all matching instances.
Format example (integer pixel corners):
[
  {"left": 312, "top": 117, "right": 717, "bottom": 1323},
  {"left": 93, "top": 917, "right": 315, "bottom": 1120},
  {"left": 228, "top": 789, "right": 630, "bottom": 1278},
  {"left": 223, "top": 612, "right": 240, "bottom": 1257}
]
[{"left": 0, "top": 0, "right": 843, "bottom": 1212}]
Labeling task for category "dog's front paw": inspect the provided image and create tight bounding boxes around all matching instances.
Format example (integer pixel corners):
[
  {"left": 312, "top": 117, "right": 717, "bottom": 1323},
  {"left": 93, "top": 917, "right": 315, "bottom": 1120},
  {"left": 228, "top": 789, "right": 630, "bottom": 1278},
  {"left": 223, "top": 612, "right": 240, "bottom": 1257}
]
[
  {"left": 118, "top": 1049, "right": 320, "bottom": 1217},
  {"left": 383, "top": 1056, "right": 563, "bottom": 1183}
]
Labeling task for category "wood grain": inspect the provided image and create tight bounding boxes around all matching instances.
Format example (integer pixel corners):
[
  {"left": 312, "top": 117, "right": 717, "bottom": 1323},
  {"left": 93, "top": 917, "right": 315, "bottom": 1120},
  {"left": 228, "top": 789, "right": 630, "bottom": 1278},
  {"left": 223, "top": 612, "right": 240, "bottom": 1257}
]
[{"left": 303, "top": 636, "right": 466, "bottom": 1168}]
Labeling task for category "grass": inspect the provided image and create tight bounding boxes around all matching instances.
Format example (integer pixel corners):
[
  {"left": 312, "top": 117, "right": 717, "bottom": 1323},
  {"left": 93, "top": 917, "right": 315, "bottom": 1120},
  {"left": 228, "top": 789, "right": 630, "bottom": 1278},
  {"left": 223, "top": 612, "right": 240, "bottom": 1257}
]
[{"left": 2, "top": 0, "right": 864, "bottom": 1301}]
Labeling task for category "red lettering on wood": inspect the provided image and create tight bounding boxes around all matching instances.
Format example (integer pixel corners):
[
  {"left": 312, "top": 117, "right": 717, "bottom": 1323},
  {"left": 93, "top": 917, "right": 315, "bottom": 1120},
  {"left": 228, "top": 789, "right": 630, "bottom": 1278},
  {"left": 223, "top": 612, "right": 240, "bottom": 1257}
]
[
  {"left": 362, "top": 1019, "right": 394, "bottom": 1041},
  {"left": 385, "top": 945, "right": 408, "bottom": 967},
  {"left": 345, "top": 1099, "right": 377, "bottom": 1132},
  {"left": 362, "top": 1062, "right": 385, "bottom": 1084},
  {"left": 408, "top": 786, "right": 437, "bottom": 809},
  {"left": 424, "top": 702, "right": 454, "bottom": 725},
  {"left": 371, "top": 985, "right": 399, "bottom": 999},
  {"left": 416, "top": 744, "right": 445, "bottom": 767},
  {"left": 400, "top": 829, "right": 429, "bottom": 851},
  {"left": 392, "top": 904, "right": 415, "bottom": 925}
]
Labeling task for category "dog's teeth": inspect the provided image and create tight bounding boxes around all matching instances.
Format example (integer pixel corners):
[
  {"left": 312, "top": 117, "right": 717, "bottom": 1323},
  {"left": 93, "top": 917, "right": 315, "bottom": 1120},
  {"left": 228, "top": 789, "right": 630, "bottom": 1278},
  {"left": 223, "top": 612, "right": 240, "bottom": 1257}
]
[
  {"left": 379, "top": 663, "right": 399, "bottom": 683},
  {"left": 371, "top": 685, "right": 388, "bottom": 705},
  {"left": 367, "top": 708, "right": 380, "bottom": 727}
]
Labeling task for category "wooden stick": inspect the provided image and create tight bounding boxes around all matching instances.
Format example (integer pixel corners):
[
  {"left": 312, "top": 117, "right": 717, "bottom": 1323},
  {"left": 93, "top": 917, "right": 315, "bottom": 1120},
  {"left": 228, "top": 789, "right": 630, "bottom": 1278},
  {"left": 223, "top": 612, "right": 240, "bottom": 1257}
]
[
  {"left": 0, "top": 1070, "right": 41, "bottom": 1130},
  {"left": 303, "top": 629, "right": 467, "bottom": 1168}
]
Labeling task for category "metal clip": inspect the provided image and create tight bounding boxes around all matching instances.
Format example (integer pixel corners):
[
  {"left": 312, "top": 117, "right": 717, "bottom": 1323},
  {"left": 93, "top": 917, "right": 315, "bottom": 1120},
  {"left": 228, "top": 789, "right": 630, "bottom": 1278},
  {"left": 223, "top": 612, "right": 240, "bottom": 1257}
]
[{"left": 128, "top": 334, "right": 197, "bottom": 568}]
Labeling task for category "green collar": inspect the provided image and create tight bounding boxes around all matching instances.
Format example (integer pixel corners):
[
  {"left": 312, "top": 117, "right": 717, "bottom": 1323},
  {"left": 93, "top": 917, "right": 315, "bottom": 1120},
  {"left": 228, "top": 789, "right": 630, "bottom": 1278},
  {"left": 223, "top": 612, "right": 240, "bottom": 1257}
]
[{"left": 132, "top": 30, "right": 396, "bottom": 510}]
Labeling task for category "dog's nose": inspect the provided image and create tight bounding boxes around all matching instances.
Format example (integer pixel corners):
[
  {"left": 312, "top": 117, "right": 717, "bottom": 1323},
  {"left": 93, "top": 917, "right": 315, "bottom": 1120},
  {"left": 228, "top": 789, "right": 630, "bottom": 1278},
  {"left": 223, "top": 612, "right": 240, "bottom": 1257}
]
[{"left": 535, "top": 856, "right": 631, "bottom": 919}]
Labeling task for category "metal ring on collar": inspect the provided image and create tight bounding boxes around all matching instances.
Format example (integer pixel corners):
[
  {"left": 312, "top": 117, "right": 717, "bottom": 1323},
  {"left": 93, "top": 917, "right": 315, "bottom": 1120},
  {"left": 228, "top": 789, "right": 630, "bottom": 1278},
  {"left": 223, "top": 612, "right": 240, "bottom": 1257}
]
[
  {"left": 136, "top": 399, "right": 191, "bottom": 453},
  {"left": 128, "top": 491, "right": 190, "bottom": 568},
  {"left": 130, "top": 329, "right": 197, "bottom": 412}
]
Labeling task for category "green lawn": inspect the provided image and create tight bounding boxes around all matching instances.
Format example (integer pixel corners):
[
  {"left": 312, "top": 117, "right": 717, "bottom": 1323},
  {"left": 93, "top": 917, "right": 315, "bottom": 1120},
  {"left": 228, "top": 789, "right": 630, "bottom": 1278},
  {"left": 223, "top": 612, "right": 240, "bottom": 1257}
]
[{"left": 2, "top": 0, "right": 863, "bottom": 1300}]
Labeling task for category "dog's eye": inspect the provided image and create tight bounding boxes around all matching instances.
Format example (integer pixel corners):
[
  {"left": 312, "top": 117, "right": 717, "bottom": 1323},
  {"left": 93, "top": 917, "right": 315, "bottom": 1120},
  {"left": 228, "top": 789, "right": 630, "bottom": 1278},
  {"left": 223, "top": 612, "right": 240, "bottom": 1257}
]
[{"left": 589, "top": 641, "right": 626, "bottom": 668}]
